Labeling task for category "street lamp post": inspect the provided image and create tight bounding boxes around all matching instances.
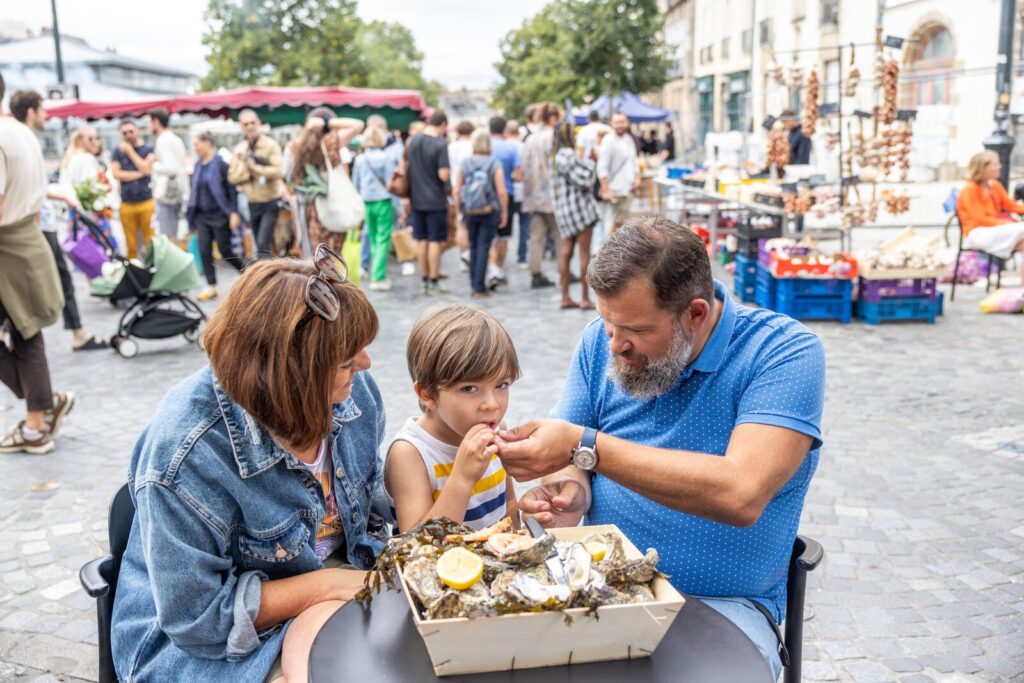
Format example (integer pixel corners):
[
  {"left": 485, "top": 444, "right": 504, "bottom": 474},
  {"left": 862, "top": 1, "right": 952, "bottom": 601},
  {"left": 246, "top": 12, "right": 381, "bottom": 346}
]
[
  {"left": 50, "top": 0, "right": 65, "bottom": 84},
  {"left": 984, "top": 0, "right": 1016, "bottom": 188}
]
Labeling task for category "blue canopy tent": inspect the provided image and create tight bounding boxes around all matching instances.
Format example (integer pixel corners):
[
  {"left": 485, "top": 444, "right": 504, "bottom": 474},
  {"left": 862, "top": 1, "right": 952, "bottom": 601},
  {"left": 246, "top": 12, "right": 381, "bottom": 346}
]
[{"left": 571, "top": 92, "right": 670, "bottom": 125}]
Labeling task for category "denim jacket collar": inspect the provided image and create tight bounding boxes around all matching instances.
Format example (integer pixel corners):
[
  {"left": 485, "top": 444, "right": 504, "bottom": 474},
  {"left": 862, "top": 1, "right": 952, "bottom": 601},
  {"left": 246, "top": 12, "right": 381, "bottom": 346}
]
[{"left": 210, "top": 371, "right": 364, "bottom": 480}]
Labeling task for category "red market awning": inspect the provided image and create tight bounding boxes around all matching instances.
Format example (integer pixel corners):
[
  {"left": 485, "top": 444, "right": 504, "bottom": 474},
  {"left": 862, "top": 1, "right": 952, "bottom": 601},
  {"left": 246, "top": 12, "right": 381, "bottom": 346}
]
[{"left": 43, "top": 86, "right": 429, "bottom": 127}]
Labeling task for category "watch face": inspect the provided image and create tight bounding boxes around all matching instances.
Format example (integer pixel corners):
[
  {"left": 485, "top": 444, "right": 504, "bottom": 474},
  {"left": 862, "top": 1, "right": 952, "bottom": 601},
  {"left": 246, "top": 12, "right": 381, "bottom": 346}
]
[{"left": 573, "top": 446, "right": 598, "bottom": 470}]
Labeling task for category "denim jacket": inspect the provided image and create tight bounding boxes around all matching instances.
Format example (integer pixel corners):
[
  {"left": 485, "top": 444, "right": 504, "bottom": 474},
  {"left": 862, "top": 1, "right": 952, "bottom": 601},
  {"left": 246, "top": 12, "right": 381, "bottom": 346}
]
[{"left": 111, "top": 365, "right": 389, "bottom": 682}]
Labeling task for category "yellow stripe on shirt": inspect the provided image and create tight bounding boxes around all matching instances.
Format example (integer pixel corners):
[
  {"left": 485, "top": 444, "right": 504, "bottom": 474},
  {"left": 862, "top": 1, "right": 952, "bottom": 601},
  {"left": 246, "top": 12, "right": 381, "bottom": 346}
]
[
  {"left": 431, "top": 464, "right": 507, "bottom": 501},
  {"left": 433, "top": 453, "right": 499, "bottom": 479}
]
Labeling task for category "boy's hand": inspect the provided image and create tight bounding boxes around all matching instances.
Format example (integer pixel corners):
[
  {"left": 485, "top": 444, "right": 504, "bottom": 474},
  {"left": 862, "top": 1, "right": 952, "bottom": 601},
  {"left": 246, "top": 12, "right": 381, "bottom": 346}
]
[{"left": 452, "top": 423, "right": 498, "bottom": 484}]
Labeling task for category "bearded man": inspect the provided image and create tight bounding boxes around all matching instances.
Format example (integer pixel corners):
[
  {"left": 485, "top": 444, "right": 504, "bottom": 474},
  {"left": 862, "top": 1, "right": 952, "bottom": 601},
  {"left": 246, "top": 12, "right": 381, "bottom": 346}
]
[{"left": 497, "top": 215, "right": 825, "bottom": 680}]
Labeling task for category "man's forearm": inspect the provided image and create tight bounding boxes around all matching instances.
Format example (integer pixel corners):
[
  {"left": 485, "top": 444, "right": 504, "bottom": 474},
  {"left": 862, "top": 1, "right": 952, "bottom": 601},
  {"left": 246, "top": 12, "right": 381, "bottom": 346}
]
[
  {"left": 114, "top": 170, "right": 145, "bottom": 182},
  {"left": 592, "top": 427, "right": 811, "bottom": 527}
]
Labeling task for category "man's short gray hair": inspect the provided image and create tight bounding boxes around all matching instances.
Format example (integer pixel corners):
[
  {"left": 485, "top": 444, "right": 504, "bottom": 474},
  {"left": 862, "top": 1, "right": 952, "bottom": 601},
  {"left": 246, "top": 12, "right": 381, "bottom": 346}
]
[
  {"left": 239, "top": 108, "right": 260, "bottom": 122},
  {"left": 588, "top": 214, "right": 714, "bottom": 312},
  {"left": 367, "top": 114, "right": 387, "bottom": 129}
]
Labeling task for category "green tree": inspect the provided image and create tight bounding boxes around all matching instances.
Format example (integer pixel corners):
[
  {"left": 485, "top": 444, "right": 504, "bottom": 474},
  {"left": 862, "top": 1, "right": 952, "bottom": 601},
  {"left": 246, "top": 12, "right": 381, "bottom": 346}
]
[
  {"left": 201, "top": 0, "right": 366, "bottom": 89},
  {"left": 492, "top": 0, "right": 670, "bottom": 119},
  {"left": 492, "top": 3, "right": 580, "bottom": 119},
  {"left": 357, "top": 20, "right": 442, "bottom": 105}
]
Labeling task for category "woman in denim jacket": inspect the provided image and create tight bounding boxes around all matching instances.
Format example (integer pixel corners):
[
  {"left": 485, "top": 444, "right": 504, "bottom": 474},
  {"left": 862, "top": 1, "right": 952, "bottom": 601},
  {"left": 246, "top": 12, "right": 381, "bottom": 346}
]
[{"left": 111, "top": 247, "right": 389, "bottom": 682}]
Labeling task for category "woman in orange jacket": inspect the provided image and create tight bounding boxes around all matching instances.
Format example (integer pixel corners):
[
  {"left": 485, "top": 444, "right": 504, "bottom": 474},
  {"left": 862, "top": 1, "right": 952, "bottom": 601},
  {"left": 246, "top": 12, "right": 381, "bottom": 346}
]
[{"left": 956, "top": 151, "right": 1024, "bottom": 285}]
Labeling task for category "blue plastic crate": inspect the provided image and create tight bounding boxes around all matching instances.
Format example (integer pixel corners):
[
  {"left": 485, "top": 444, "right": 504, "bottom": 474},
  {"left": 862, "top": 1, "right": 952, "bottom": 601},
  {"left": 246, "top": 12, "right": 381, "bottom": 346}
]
[
  {"left": 755, "top": 264, "right": 776, "bottom": 309},
  {"left": 775, "top": 277, "right": 852, "bottom": 298},
  {"left": 856, "top": 296, "right": 940, "bottom": 325},
  {"left": 734, "top": 253, "right": 758, "bottom": 278},
  {"left": 777, "top": 293, "right": 853, "bottom": 323}
]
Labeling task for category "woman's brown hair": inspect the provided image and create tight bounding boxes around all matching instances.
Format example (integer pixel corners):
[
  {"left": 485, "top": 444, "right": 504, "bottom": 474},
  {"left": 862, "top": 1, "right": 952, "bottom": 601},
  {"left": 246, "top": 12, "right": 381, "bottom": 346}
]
[{"left": 202, "top": 258, "right": 379, "bottom": 451}]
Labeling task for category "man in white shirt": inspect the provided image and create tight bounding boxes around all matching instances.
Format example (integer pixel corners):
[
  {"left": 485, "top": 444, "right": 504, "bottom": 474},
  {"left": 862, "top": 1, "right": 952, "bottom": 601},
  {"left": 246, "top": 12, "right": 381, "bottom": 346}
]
[
  {"left": 576, "top": 110, "right": 608, "bottom": 161},
  {"left": 10, "top": 89, "right": 106, "bottom": 352},
  {"left": 0, "top": 74, "right": 74, "bottom": 455},
  {"left": 147, "top": 107, "right": 189, "bottom": 240},
  {"left": 597, "top": 112, "right": 639, "bottom": 234}
]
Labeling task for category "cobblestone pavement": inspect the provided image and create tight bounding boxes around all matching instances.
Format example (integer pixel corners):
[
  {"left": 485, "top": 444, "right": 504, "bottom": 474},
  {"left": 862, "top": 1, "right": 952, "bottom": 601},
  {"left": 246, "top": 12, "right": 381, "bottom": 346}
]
[{"left": 0, "top": 248, "right": 1022, "bottom": 682}]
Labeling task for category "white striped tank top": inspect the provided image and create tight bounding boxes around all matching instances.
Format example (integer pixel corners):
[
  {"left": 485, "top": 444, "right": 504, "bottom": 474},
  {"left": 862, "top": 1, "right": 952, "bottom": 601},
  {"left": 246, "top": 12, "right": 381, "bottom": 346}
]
[{"left": 386, "top": 417, "right": 508, "bottom": 530}]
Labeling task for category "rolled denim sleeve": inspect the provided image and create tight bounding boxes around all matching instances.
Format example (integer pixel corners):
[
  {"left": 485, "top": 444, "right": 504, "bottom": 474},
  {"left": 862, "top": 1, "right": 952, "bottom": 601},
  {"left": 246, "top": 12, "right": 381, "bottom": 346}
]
[{"left": 136, "top": 482, "right": 266, "bottom": 661}]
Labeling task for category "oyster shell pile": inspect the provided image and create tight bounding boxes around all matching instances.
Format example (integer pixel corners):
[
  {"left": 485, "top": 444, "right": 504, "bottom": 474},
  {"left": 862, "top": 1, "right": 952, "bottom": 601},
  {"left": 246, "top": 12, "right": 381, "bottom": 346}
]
[{"left": 357, "top": 517, "right": 666, "bottom": 622}]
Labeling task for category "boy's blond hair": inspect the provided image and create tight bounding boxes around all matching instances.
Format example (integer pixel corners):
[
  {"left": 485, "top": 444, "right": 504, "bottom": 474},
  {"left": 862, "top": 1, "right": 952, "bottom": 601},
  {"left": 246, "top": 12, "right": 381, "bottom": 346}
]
[{"left": 407, "top": 305, "right": 521, "bottom": 397}]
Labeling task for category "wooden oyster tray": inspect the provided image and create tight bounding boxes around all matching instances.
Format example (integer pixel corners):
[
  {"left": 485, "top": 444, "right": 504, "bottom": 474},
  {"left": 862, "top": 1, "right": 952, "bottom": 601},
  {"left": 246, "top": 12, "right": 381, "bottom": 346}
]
[{"left": 398, "top": 524, "right": 686, "bottom": 677}]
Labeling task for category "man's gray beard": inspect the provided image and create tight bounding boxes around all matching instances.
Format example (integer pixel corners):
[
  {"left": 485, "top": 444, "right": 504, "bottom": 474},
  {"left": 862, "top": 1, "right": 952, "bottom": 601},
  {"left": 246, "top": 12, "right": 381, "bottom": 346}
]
[{"left": 608, "top": 324, "right": 695, "bottom": 399}]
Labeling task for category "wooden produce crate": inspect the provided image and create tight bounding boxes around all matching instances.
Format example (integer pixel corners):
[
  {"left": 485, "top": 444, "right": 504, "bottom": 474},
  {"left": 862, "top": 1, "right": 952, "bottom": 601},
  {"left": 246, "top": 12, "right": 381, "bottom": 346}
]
[{"left": 399, "top": 524, "right": 685, "bottom": 677}]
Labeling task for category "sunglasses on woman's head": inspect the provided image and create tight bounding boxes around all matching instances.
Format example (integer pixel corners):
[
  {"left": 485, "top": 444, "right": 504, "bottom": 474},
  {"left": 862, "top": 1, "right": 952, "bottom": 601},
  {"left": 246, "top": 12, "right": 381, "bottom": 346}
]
[{"left": 305, "top": 244, "right": 348, "bottom": 321}]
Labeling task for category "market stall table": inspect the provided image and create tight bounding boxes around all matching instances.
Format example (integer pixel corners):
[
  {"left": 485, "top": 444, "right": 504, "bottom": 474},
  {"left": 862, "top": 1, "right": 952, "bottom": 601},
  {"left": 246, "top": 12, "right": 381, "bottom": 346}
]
[
  {"left": 307, "top": 587, "right": 773, "bottom": 682},
  {"left": 654, "top": 177, "right": 787, "bottom": 248}
]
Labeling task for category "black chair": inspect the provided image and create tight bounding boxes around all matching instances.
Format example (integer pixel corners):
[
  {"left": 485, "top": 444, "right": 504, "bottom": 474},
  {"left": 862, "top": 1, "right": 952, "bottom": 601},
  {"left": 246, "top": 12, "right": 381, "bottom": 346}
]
[
  {"left": 80, "top": 483, "right": 135, "bottom": 683},
  {"left": 783, "top": 535, "right": 824, "bottom": 683},
  {"left": 947, "top": 212, "right": 1007, "bottom": 302}
]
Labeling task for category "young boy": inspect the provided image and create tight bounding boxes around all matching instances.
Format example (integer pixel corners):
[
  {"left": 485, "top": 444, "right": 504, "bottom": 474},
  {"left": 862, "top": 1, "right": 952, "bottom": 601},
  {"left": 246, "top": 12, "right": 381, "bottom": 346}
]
[{"left": 385, "top": 305, "right": 520, "bottom": 532}]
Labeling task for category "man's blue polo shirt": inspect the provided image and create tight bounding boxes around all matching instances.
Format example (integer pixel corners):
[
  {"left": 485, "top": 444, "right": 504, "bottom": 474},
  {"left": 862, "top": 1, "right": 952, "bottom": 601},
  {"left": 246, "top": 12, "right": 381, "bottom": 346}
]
[{"left": 553, "top": 280, "right": 825, "bottom": 622}]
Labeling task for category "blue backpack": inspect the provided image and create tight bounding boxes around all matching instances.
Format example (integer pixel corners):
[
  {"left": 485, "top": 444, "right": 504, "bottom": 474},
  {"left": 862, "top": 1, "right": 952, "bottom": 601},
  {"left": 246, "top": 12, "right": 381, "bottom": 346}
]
[{"left": 461, "top": 157, "right": 497, "bottom": 215}]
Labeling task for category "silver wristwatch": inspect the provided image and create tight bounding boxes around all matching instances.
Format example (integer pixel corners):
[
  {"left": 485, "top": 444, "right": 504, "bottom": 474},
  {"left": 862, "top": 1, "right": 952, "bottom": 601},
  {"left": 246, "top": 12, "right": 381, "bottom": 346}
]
[{"left": 570, "top": 427, "right": 599, "bottom": 471}]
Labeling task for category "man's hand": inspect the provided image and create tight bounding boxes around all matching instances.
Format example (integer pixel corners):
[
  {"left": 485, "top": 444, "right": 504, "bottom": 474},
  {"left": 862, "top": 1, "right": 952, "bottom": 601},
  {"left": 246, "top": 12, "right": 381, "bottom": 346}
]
[
  {"left": 496, "top": 419, "right": 583, "bottom": 481},
  {"left": 600, "top": 188, "right": 614, "bottom": 202},
  {"left": 118, "top": 141, "right": 134, "bottom": 156},
  {"left": 631, "top": 176, "right": 641, "bottom": 193},
  {"left": 229, "top": 212, "right": 241, "bottom": 230},
  {"left": 518, "top": 479, "right": 587, "bottom": 528},
  {"left": 499, "top": 211, "right": 508, "bottom": 229}
]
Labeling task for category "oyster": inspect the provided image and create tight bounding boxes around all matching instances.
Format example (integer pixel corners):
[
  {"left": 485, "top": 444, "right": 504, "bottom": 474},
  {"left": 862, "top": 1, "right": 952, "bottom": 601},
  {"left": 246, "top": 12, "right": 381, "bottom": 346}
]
[
  {"left": 489, "top": 565, "right": 553, "bottom": 594},
  {"left": 425, "top": 582, "right": 494, "bottom": 620},
  {"left": 402, "top": 556, "right": 446, "bottom": 607},
  {"left": 563, "top": 544, "right": 594, "bottom": 591},
  {"left": 603, "top": 548, "right": 662, "bottom": 586},
  {"left": 579, "top": 532, "right": 626, "bottom": 564},
  {"left": 484, "top": 532, "right": 555, "bottom": 566},
  {"left": 444, "top": 516, "right": 513, "bottom": 543}
]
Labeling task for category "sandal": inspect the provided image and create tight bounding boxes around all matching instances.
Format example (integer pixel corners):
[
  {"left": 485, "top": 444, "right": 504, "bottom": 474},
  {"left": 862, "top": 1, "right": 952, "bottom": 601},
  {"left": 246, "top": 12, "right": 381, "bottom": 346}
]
[
  {"left": 0, "top": 422, "right": 55, "bottom": 455},
  {"left": 560, "top": 300, "right": 581, "bottom": 309},
  {"left": 72, "top": 336, "right": 110, "bottom": 352},
  {"left": 579, "top": 300, "right": 596, "bottom": 310},
  {"left": 45, "top": 391, "right": 76, "bottom": 438}
]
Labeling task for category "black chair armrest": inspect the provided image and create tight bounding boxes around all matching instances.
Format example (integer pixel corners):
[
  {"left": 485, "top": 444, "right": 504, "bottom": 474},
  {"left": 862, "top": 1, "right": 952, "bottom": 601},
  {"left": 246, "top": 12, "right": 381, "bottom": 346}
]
[
  {"left": 80, "top": 556, "right": 114, "bottom": 598},
  {"left": 795, "top": 535, "right": 823, "bottom": 572}
]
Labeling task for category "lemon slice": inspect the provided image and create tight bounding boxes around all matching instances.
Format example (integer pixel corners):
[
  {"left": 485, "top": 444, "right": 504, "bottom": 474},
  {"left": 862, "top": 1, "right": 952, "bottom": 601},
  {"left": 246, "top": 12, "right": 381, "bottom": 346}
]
[
  {"left": 584, "top": 541, "right": 607, "bottom": 562},
  {"left": 436, "top": 547, "right": 484, "bottom": 590}
]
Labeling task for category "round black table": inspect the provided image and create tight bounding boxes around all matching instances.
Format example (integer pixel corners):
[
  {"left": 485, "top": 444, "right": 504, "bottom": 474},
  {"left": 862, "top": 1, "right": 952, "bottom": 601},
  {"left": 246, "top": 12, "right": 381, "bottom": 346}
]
[{"left": 309, "top": 588, "right": 772, "bottom": 682}]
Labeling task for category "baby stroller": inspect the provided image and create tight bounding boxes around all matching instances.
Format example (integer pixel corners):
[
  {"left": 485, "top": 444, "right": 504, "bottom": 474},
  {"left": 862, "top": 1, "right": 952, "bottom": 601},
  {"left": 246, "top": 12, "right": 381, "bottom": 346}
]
[{"left": 77, "top": 213, "right": 207, "bottom": 359}]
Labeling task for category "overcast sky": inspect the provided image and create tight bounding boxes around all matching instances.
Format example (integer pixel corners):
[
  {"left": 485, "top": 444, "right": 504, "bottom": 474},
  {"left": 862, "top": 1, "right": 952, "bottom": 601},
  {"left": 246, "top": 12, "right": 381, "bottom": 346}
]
[{"left": 6, "top": 0, "right": 549, "bottom": 90}]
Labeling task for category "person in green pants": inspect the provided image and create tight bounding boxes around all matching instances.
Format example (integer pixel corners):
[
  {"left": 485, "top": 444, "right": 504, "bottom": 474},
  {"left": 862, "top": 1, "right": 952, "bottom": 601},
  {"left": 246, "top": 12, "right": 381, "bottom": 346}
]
[{"left": 352, "top": 127, "right": 400, "bottom": 290}]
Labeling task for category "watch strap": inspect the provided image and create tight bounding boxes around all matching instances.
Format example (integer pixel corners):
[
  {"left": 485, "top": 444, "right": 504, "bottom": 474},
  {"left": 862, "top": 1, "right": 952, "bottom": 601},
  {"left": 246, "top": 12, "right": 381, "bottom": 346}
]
[{"left": 580, "top": 427, "right": 598, "bottom": 451}]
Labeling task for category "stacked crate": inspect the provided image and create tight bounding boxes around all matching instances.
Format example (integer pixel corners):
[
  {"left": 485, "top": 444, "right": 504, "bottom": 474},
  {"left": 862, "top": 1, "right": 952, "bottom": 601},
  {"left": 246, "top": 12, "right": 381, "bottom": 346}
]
[
  {"left": 856, "top": 277, "right": 942, "bottom": 324},
  {"left": 755, "top": 242, "right": 854, "bottom": 324},
  {"left": 733, "top": 213, "right": 782, "bottom": 304},
  {"left": 733, "top": 254, "right": 758, "bottom": 303}
]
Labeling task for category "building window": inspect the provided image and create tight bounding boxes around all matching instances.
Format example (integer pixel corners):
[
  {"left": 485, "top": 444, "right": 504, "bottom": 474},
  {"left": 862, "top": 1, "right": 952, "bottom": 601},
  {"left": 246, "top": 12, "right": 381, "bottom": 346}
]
[
  {"left": 725, "top": 71, "right": 750, "bottom": 132},
  {"left": 825, "top": 59, "right": 840, "bottom": 104},
  {"left": 697, "top": 76, "right": 714, "bottom": 140},
  {"left": 759, "top": 18, "right": 774, "bottom": 46},
  {"left": 742, "top": 29, "right": 752, "bottom": 55},
  {"left": 820, "top": 0, "right": 839, "bottom": 27},
  {"left": 721, "top": 38, "right": 730, "bottom": 60},
  {"left": 904, "top": 24, "right": 954, "bottom": 106}
]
